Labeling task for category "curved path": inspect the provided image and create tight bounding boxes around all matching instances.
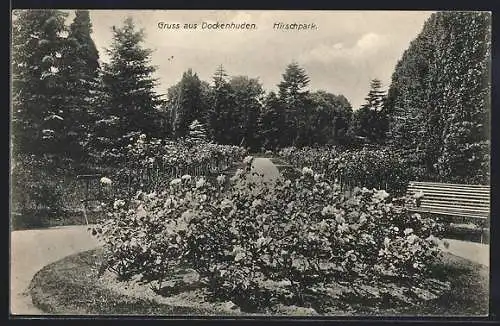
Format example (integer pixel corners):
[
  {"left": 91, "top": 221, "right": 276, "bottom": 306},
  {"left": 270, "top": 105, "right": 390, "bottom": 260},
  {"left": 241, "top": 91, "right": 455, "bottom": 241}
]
[{"left": 10, "top": 225, "right": 101, "bottom": 315}]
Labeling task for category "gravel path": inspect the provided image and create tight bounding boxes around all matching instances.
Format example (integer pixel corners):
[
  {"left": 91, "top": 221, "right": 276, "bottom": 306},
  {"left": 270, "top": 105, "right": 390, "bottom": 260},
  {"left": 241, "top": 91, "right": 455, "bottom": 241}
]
[
  {"left": 250, "top": 157, "right": 281, "bottom": 182},
  {"left": 10, "top": 225, "right": 101, "bottom": 315},
  {"left": 438, "top": 238, "right": 489, "bottom": 267}
]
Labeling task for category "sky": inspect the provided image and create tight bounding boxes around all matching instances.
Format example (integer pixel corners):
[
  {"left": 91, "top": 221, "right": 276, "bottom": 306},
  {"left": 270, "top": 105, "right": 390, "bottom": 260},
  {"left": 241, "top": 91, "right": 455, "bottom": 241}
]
[{"left": 70, "top": 10, "right": 434, "bottom": 110}]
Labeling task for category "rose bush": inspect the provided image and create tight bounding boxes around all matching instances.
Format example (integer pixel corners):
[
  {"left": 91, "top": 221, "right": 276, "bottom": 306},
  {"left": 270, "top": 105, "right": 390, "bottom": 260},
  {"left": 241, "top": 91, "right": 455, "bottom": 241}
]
[
  {"left": 94, "top": 157, "right": 445, "bottom": 312},
  {"left": 105, "top": 134, "right": 247, "bottom": 198},
  {"left": 278, "top": 146, "right": 415, "bottom": 196}
]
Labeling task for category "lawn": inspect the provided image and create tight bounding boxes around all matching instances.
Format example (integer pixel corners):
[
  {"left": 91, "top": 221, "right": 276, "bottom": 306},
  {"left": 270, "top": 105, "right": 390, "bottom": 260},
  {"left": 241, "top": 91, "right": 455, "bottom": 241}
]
[{"left": 29, "top": 247, "right": 488, "bottom": 316}]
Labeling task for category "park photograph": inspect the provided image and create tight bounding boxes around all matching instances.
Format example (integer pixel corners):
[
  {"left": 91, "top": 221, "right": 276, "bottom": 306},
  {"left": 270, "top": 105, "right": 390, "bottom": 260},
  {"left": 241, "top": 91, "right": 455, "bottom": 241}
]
[{"left": 10, "top": 10, "right": 491, "bottom": 316}]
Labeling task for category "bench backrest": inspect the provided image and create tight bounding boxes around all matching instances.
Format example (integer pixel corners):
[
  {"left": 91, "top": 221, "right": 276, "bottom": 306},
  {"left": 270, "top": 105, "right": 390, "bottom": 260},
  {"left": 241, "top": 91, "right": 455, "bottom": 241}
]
[{"left": 407, "top": 181, "right": 490, "bottom": 219}]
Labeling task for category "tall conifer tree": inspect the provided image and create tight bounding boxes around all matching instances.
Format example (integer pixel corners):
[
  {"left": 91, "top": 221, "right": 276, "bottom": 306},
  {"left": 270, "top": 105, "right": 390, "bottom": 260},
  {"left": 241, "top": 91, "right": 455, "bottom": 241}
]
[
  {"left": 100, "top": 17, "right": 164, "bottom": 150},
  {"left": 12, "top": 9, "right": 68, "bottom": 156}
]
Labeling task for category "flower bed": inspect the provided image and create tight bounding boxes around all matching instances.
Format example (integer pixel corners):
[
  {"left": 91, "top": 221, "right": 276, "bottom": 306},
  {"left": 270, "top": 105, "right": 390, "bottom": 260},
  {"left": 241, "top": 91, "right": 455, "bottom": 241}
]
[{"left": 92, "top": 157, "right": 448, "bottom": 312}]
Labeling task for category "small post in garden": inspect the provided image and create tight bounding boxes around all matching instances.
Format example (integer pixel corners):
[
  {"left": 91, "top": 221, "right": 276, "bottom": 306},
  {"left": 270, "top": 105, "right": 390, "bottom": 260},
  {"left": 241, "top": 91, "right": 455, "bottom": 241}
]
[{"left": 76, "top": 174, "right": 102, "bottom": 225}]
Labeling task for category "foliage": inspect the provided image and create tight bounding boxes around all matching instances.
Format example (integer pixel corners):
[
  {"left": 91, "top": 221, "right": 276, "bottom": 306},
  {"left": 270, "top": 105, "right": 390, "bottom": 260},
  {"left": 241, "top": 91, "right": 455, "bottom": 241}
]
[
  {"left": 95, "top": 157, "right": 444, "bottom": 311},
  {"left": 278, "top": 146, "right": 417, "bottom": 196},
  {"left": 257, "top": 91, "right": 285, "bottom": 150},
  {"left": 11, "top": 9, "right": 69, "bottom": 156},
  {"left": 187, "top": 119, "right": 208, "bottom": 142},
  {"left": 386, "top": 11, "right": 491, "bottom": 184},
  {"left": 169, "top": 69, "right": 207, "bottom": 138},
  {"left": 278, "top": 61, "right": 310, "bottom": 146},
  {"left": 209, "top": 65, "right": 236, "bottom": 144},
  {"left": 99, "top": 17, "right": 165, "bottom": 151},
  {"left": 60, "top": 10, "right": 101, "bottom": 160},
  {"left": 101, "top": 134, "right": 247, "bottom": 198},
  {"left": 12, "top": 10, "right": 102, "bottom": 161},
  {"left": 164, "top": 62, "right": 353, "bottom": 150},
  {"left": 351, "top": 79, "right": 388, "bottom": 144},
  {"left": 229, "top": 76, "right": 264, "bottom": 149},
  {"left": 10, "top": 154, "right": 88, "bottom": 229},
  {"left": 307, "top": 91, "right": 353, "bottom": 146}
]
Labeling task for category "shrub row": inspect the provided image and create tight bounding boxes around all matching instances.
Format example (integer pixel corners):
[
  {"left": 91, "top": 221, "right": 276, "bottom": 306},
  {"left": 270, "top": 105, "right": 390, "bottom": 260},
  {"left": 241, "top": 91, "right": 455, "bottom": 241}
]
[
  {"left": 105, "top": 135, "right": 247, "bottom": 198},
  {"left": 278, "top": 146, "right": 418, "bottom": 196}
]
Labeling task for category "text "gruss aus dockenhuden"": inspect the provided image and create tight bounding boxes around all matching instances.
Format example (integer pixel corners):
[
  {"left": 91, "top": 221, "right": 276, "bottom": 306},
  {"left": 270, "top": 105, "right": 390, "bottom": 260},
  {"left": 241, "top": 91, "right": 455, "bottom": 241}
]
[{"left": 157, "top": 22, "right": 257, "bottom": 30}]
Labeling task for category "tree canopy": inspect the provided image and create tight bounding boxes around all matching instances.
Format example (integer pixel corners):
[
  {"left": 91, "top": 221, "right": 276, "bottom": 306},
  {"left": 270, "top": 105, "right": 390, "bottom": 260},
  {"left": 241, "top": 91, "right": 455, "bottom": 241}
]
[{"left": 386, "top": 11, "right": 491, "bottom": 183}]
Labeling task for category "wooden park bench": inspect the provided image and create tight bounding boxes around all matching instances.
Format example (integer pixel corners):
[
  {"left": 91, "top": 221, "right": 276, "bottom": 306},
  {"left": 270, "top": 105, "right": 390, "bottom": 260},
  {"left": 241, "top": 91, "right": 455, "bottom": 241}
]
[{"left": 406, "top": 181, "right": 490, "bottom": 243}]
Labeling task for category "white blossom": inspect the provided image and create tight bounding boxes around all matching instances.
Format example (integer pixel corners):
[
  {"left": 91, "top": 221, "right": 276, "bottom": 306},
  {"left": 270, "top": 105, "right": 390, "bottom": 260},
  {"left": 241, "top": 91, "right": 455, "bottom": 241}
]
[
  {"left": 196, "top": 177, "right": 206, "bottom": 188},
  {"left": 216, "top": 174, "right": 226, "bottom": 184},
  {"left": 301, "top": 167, "right": 314, "bottom": 176},
  {"left": 374, "top": 189, "right": 390, "bottom": 201},
  {"left": 170, "top": 178, "right": 182, "bottom": 186},
  {"left": 414, "top": 191, "right": 425, "bottom": 199},
  {"left": 321, "top": 205, "right": 335, "bottom": 216},
  {"left": 251, "top": 199, "right": 263, "bottom": 208},
  {"left": 221, "top": 198, "right": 233, "bottom": 209},
  {"left": 243, "top": 156, "right": 254, "bottom": 164},
  {"left": 100, "top": 177, "right": 112, "bottom": 185},
  {"left": 165, "top": 198, "right": 173, "bottom": 207},
  {"left": 113, "top": 199, "right": 125, "bottom": 209}
]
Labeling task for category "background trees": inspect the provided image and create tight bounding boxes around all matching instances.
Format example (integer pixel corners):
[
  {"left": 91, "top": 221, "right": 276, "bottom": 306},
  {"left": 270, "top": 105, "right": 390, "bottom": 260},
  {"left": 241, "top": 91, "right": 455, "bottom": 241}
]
[
  {"left": 170, "top": 69, "right": 205, "bottom": 139},
  {"left": 258, "top": 91, "right": 285, "bottom": 150},
  {"left": 385, "top": 11, "right": 491, "bottom": 183},
  {"left": 209, "top": 65, "right": 236, "bottom": 144},
  {"left": 351, "top": 79, "right": 388, "bottom": 144},
  {"left": 98, "top": 17, "right": 165, "bottom": 153},
  {"left": 11, "top": 10, "right": 491, "bottom": 186},
  {"left": 61, "top": 10, "right": 101, "bottom": 160},
  {"left": 187, "top": 119, "right": 208, "bottom": 142},
  {"left": 278, "top": 61, "right": 310, "bottom": 146},
  {"left": 12, "top": 9, "right": 69, "bottom": 157},
  {"left": 307, "top": 91, "right": 353, "bottom": 146},
  {"left": 229, "top": 76, "right": 264, "bottom": 150}
]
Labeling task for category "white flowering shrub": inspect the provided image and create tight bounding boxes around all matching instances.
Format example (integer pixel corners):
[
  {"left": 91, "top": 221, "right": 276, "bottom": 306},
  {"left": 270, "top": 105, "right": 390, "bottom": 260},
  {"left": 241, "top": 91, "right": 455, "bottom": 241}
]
[
  {"left": 94, "top": 163, "right": 445, "bottom": 311},
  {"left": 279, "top": 146, "right": 416, "bottom": 195},
  {"left": 107, "top": 134, "right": 246, "bottom": 198},
  {"left": 95, "top": 174, "right": 214, "bottom": 286}
]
